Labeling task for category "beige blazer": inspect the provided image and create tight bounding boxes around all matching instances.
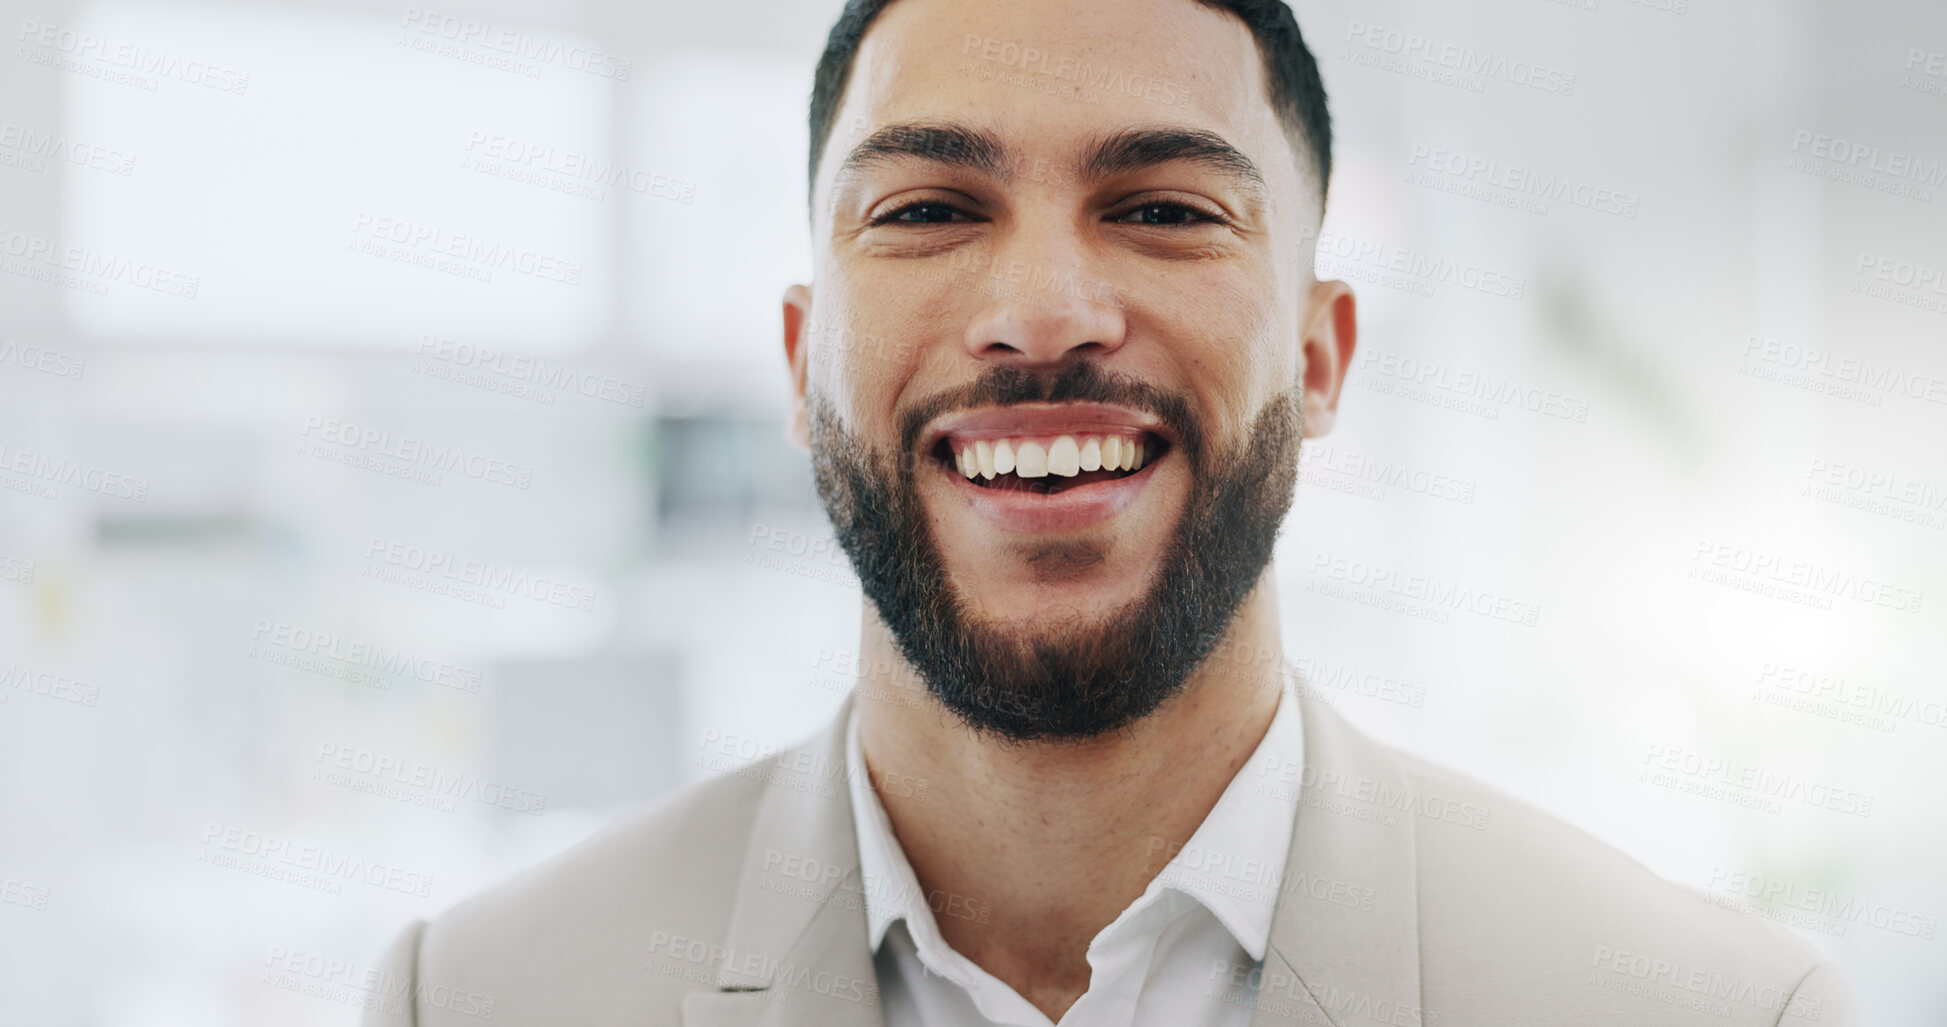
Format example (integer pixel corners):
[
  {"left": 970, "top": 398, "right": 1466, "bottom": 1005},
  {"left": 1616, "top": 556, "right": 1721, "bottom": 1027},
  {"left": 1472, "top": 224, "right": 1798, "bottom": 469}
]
[{"left": 362, "top": 692, "right": 1855, "bottom": 1026}]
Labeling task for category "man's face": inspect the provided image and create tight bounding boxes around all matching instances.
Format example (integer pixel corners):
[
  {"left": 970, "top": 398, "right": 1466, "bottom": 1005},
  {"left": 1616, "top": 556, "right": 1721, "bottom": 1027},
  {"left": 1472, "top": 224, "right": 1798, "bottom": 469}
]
[{"left": 786, "top": 0, "right": 1354, "bottom": 740}]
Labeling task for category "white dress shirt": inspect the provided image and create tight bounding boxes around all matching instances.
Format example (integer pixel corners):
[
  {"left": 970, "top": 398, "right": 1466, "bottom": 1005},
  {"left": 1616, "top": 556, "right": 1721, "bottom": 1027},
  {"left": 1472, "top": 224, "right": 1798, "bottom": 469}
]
[{"left": 844, "top": 676, "right": 1304, "bottom": 1027}]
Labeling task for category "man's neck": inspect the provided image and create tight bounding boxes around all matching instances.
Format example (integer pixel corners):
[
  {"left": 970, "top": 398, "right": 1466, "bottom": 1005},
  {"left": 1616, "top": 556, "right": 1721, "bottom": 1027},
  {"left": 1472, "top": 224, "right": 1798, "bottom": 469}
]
[{"left": 852, "top": 577, "right": 1285, "bottom": 1022}]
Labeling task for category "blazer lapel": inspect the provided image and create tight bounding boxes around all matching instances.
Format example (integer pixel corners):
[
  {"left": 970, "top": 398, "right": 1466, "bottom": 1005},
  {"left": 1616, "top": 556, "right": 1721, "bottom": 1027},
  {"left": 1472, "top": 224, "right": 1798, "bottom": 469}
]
[
  {"left": 682, "top": 694, "right": 885, "bottom": 1027},
  {"left": 681, "top": 675, "right": 1425, "bottom": 1027},
  {"left": 1252, "top": 680, "right": 1424, "bottom": 1027}
]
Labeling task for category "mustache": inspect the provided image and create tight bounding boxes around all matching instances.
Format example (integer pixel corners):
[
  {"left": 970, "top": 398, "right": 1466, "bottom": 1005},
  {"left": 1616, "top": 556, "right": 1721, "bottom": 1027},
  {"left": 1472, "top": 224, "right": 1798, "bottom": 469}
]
[{"left": 896, "top": 362, "right": 1205, "bottom": 468}]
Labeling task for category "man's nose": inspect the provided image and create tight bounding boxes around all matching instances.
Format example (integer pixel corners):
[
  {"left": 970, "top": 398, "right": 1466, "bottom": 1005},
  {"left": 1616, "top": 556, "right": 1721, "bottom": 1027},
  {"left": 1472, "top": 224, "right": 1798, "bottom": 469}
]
[{"left": 959, "top": 245, "right": 1127, "bottom": 367}]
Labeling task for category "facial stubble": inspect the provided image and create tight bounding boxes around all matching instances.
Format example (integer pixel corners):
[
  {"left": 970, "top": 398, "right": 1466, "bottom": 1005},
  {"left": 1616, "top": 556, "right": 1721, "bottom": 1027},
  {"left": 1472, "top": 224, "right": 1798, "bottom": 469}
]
[{"left": 810, "top": 364, "right": 1302, "bottom": 743}]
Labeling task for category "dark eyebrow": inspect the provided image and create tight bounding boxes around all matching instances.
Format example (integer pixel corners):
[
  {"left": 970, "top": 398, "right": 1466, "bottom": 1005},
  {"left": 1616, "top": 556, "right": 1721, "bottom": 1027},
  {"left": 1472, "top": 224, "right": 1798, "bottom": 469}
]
[
  {"left": 1082, "top": 127, "right": 1266, "bottom": 192},
  {"left": 833, "top": 121, "right": 1268, "bottom": 208},
  {"left": 836, "top": 122, "right": 1012, "bottom": 183}
]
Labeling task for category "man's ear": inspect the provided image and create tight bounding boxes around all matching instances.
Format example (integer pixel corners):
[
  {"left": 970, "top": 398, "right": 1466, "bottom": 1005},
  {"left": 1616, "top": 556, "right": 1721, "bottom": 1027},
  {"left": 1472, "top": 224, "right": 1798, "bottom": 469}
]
[
  {"left": 782, "top": 283, "right": 814, "bottom": 451},
  {"left": 1299, "top": 279, "right": 1358, "bottom": 438}
]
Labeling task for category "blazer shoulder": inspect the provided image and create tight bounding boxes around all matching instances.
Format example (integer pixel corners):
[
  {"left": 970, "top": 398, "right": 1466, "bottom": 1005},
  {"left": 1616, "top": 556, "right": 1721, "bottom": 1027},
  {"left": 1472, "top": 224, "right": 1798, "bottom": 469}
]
[
  {"left": 441, "top": 763, "right": 769, "bottom": 939},
  {"left": 377, "top": 765, "right": 776, "bottom": 1025},
  {"left": 1387, "top": 747, "right": 1849, "bottom": 1024}
]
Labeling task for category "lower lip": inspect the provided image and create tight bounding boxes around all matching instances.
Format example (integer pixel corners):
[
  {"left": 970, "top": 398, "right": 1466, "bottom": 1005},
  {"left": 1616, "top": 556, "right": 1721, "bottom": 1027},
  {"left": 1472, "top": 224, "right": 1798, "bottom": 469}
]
[{"left": 935, "top": 453, "right": 1163, "bottom": 534}]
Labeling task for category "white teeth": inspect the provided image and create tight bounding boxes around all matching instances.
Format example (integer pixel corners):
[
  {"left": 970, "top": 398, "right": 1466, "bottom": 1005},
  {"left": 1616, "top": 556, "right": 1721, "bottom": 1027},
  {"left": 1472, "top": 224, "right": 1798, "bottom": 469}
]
[
  {"left": 1014, "top": 440, "right": 1048, "bottom": 478},
  {"left": 993, "top": 439, "right": 1016, "bottom": 475},
  {"left": 1048, "top": 436, "right": 1080, "bottom": 477},
  {"left": 954, "top": 433, "right": 1151, "bottom": 482}
]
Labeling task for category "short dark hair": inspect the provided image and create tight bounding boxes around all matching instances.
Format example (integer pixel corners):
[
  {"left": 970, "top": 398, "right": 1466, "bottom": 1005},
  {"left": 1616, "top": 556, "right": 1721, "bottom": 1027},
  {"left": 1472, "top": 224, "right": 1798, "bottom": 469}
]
[{"left": 807, "top": 0, "right": 1333, "bottom": 208}]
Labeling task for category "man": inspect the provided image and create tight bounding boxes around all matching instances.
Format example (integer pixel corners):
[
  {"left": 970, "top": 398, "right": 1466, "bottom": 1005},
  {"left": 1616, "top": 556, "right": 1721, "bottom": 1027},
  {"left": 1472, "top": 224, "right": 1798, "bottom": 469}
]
[{"left": 367, "top": 0, "right": 1856, "bottom": 1023}]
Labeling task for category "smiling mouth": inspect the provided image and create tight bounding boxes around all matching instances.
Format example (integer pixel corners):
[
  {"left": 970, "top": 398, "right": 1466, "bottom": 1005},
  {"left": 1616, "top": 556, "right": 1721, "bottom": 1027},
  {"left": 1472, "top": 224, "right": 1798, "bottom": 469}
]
[{"left": 932, "top": 432, "right": 1168, "bottom": 495}]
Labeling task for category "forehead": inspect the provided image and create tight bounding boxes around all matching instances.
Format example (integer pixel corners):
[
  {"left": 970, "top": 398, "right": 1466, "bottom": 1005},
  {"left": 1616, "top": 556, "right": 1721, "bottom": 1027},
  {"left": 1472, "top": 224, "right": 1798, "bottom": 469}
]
[{"left": 823, "top": 0, "right": 1305, "bottom": 204}]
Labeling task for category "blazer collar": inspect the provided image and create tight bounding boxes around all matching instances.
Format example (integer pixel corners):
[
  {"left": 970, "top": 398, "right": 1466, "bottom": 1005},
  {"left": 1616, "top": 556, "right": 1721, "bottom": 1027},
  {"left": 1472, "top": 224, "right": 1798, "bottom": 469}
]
[
  {"left": 685, "top": 691, "right": 886, "bottom": 1027},
  {"left": 1250, "top": 681, "right": 1424, "bottom": 1027},
  {"left": 685, "top": 678, "right": 1425, "bottom": 1027}
]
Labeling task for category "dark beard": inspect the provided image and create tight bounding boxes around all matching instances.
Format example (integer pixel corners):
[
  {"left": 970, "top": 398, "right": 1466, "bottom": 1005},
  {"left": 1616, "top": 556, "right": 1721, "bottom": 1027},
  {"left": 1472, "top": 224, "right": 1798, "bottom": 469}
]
[{"left": 810, "top": 361, "right": 1301, "bottom": 743}]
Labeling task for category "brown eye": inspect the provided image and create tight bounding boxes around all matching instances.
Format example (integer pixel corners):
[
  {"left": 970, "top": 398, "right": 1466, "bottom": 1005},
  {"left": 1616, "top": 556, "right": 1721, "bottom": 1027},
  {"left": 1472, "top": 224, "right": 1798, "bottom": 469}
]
[
  {"left": 873, "top": 202, "right": 973, "bottom": 226},
  {"left": 1117, "top": 202, "right": 1221, "bottom": 227}
]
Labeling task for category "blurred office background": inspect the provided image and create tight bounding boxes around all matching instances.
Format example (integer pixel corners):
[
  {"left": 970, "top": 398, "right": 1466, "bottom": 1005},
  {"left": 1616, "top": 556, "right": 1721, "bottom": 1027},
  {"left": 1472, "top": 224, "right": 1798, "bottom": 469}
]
[{"left": 0, "top": 0, "right": 1942, "bottom": 1021}]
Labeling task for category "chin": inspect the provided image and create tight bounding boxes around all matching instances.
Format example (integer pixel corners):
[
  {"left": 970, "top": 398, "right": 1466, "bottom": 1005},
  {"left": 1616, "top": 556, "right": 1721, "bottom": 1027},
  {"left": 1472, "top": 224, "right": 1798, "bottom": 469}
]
[
  {"left": 956, "top": 574, "right": 1155, "bottom": 639},
  {"left": 943, "top": 541, "right": 1166, "bottom": 623}
]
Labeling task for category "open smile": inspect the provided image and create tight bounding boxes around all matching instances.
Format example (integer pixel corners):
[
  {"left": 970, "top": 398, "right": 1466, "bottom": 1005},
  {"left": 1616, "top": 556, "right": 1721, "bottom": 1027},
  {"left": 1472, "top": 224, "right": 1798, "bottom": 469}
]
[
  {"left": 933, "top": 431, "right": 1168, "bottom": 493},
  {"left": 921, "top": 403, "right": 1176, "bottom": 532}
]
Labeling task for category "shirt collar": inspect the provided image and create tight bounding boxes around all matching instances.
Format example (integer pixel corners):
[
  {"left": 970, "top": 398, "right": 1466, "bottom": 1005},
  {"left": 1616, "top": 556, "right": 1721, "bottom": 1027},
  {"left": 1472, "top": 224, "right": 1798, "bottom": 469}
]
[
  {"left": 845, "top": 667, "right": 1305, "bottom": 962},
  {"left": 845, "top": 705, "right": 921, "bottom": 953},
  {"left": 1140, "top": 675, "right": 1303, "bottom": 960}
]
